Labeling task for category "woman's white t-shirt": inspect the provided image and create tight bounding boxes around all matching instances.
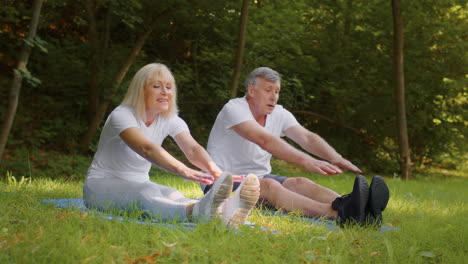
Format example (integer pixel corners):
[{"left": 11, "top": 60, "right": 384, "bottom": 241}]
[
  {"left": 87, "top": 105, "right": 189, "bottom": 183},
  {"left": 207, "top": 97, "right": 299, "bottom": 177}
]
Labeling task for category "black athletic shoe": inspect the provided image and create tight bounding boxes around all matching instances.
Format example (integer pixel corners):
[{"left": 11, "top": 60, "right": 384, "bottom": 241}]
[
  {"left": 332, "top": 175, "right": 369, "bottom": 227},
  {"left": 365, "top": 175, "right": 390, "bottom": 227}
]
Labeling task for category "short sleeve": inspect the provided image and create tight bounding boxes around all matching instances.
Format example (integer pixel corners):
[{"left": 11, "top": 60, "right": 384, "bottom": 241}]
[
  {"left": 107, "top": 106, "right": 139, "bottom": 134},
  {"left": 167, "top": 116, "right": 190, "bottom": 137},
  {"left": 281, "top": 108, "right": 299, "bottom": 132},
  {"left": 220, "top": 99, "right": 254, "bottom": 130}
]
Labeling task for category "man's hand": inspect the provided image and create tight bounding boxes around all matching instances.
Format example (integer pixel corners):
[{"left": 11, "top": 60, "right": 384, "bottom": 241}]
[
  {"left": 304, "top": 159, "right": 343, "bottom": 175},
  {"left": 331, "top": 157, "right": 362, "bottom": 174}
]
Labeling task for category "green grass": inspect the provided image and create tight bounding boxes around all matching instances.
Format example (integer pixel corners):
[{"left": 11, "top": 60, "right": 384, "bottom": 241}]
[{"left": 0, "top": 168, "right": 466, "bottom": 264}]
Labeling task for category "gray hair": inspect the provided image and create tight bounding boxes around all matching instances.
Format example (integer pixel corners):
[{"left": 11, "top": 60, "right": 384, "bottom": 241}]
[{"left": 245, "top": 67, "right": 281, "bottom": 92}]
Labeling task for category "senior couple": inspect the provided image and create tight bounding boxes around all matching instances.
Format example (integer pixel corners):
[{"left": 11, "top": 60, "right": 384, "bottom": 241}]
[{"left": 83, "top": 63, "right": 390, "bottom": 228}]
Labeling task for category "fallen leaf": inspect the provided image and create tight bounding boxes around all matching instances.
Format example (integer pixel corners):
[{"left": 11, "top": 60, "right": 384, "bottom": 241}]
[
  {"left": 122, "top": 257, "right": 133, "bottom": 263},
  {"left": 151, "top": 252, "right": 162, "bottom": 258},
  {"left": 136, "top": 257, "right": 147, "bottom": 263},
  {"left": 420, "top": 251, "right": 436, "bottom": 258},
  {"left": 144, "top": 256, "right": 156, "bottom": 264},
  {"left": 162, "top": 241, "right": 177, "bottom": 247}
]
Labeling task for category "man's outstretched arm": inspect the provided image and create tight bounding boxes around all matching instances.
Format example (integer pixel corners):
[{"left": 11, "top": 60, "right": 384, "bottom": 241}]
[
  {"left": 283, "top": 125, "right": 362, "bottom": 173},
  {"left": 232, "top": 121, "right": 342, "bottom": 175}
]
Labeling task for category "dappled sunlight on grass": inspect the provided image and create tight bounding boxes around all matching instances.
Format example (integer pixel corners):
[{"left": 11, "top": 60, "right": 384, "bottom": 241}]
[
  {"left": 1, "top": 168, "right": 467, "bottom": 263},
  {"left": 150, "top": 173, "right": 204, "bottom": 199},
  {"left": 388, "top": 194, "right": 467, "bottom": 219},
  {"left": 420, "top": 167, "right": 468, "bottom": 178},
  {"left": 6, "top": 178, "right": 83, "bottom": 199}
]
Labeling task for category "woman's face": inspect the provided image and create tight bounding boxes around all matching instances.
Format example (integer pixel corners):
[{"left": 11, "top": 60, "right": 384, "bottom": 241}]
[{"left": 144, "top": 76, "right": 173, "bottom": 114}]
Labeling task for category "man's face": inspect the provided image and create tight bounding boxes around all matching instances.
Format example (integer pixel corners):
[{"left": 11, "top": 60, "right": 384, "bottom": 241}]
[{"left": 248, "top": 77, "right": 280, "bottom": 115}]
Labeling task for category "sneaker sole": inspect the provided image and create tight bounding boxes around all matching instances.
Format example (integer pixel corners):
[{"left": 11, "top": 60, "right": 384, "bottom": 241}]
[
  {"left": 210, "top": 174, "right": 234, "bottom": 216},
  {"left": 368, "top": 176, "right": 390, "bottom": 225},
  {"left": 193, "top": 172, "right": 233, "bottom": 220},
  {"left": 227, "top": 174, "right": 260, "bottom": 228},
  {"left": 355, "top": 175, "right": 370, "bottom": 225}
]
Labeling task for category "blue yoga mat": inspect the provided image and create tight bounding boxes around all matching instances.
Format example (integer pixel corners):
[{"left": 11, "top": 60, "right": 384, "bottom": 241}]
[
  {"left": 42, "top": 198, "right": 276, "bottom": 232},
  {"left": 42, "top": 199, "right": 398, "bottom": 233},
  {"left": 42, "top": 198, "right": 198, "bottom": 230}
]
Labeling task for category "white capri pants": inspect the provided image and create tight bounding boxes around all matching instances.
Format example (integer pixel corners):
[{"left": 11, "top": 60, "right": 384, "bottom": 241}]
[{"left": 83, "top": 177, "right": 196, "bottom": 221}]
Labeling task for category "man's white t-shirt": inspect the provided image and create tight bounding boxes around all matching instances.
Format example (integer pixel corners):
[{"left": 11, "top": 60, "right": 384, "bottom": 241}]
[
  {"left": 207, "top": 97, "right": 299, "bottom": 177},
  {"left": 87, "top": 105, "right": 189, "bottom": 183}
]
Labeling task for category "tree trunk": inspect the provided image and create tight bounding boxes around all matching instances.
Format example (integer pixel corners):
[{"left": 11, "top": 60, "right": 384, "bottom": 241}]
[
  {"left": 229, "top": 0, "right": 250, "bottom": 98},
  {"left": 0, "top": 0, "right": 44, "bottom": 160},
  {"left": 84, "top": 0, "right": 102, "bottom": 122},
  {"left": 391, "top": 0, "right": 412, "bottom": 179},
  {"left": 79, "top": 7, "right": 176, "bottom": 153},
  {"left": 79, "top": 27, "right": 155, "bottom": 153}
]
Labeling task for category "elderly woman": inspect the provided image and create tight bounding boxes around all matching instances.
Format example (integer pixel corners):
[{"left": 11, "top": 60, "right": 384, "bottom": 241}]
[{"left": 83, "top": 63, "right": 260, "bottom": 227}]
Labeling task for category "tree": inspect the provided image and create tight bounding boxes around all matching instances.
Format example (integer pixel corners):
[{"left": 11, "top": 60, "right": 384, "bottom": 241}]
[
  {"left": 79, "top": 1, "right": 178, "bottom": 153},
  {"left": 391, "top": 0, "right": 412, "bottom": 179},
  {"left": 229, "top": 0, "right": 250, "bottom": 98},
  {"left": 1, "top": 0, "right": 465, "bottom": 176},
  {"left": 0, "top": 0, "right": 44, "bottom": 160}
]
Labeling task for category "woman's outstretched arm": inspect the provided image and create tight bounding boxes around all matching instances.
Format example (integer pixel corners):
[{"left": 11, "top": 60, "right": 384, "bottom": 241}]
[{"left": 120, "top": 127, "right": 214, "bottom": 184}]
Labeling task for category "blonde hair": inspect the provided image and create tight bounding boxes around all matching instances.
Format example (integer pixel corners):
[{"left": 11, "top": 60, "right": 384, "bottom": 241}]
[{"left": 122, "top": 63, "right": 178, "bottom": 120}]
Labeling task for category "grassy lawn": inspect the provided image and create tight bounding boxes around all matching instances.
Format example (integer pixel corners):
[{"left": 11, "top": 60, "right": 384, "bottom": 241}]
[{"left": 0, "top": 164, "right": 466, "bottom": 263}]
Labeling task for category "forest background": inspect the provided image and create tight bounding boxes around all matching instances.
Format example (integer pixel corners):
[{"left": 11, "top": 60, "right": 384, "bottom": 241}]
[{"left": 0, "top": 0, "right": 466, "bottom": 179}]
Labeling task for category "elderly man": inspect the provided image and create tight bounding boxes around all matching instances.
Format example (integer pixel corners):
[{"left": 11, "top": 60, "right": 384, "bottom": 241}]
[{"left": 203, "top": 67, "right": 389, "bottom": 226}]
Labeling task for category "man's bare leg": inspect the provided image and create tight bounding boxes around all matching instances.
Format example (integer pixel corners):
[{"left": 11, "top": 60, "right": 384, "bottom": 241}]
[
  {"left": 282, "top": 177, "right": 340, "bottom": 204},
  {"left": 259, "top": 178, "right": 338, "bottom": 218}
]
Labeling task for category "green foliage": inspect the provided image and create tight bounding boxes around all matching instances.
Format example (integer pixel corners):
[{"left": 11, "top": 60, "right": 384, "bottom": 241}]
[
  {"left": 0, "top": 0, "right": 466, "bottom": 175},
  {"left": 13, "top": 67, "right": 42, "bottom": 87},
  {"left": 110, "top": 0, "right": 144, "bottom": 29},
  {"left": 23, "top": 36, "right": 48, "bottom": 53},
  {"left": 0, "top": 149, "right": 91, "bottom": 181}
]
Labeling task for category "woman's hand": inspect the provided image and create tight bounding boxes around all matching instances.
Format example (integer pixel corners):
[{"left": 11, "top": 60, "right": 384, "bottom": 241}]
[
  {"left": 233, "top": 174, "right": 246, "bottom": 182},
  {"left": 173, "top": 131, "right": 224, "bottom": 182},
  {"left": 179, "top": 168, "right": 215, "bottom": 185}
]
